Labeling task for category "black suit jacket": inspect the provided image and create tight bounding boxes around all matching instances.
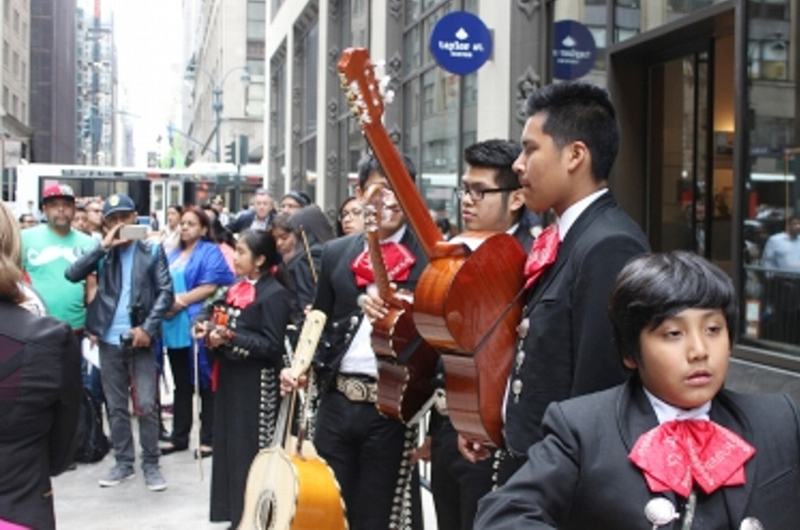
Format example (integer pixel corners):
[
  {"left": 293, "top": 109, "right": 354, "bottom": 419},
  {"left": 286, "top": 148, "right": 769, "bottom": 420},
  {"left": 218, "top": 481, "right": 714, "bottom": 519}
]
[
  {"left": 504, "top": 191, "right": 649, "bottom": 455},
  {"left": 312, "top": 228, "right": 428, "bottom": 387},
  {"left": 225, "top": 209, "right": 275, "bottom": 233},
  {"left": 476, "top": 379, "right": 800, "bottom": 529},
  {"left": 0, "top": 301, "right": 82, "bottom": 530}
]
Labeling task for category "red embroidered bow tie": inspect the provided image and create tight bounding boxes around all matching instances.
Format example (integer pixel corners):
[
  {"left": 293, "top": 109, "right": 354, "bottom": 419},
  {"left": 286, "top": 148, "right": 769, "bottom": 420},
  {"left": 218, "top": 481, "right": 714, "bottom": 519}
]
[
  {"left": 225, "top": 281, "right": 256, "bottom": 309},
  {"left": 629, "top": 419, "right": 755, "bottom": 498},
  {"left": 523, "top": 225, "right": 560, "bottom": 289},
  {"left": 351, "top": 242, "right": 416, "bottom": 287}
]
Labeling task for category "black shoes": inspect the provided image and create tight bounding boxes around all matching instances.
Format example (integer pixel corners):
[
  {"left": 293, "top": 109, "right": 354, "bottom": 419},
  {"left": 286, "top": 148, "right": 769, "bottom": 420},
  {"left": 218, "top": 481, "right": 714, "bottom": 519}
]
[{"left": 159, "top": 444, "right": 188, "bottom": 455}]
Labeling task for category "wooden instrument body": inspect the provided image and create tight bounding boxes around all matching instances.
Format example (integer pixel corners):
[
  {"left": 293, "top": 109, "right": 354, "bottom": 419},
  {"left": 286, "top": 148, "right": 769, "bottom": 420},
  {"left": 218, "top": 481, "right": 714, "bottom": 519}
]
[
  {"left": 338, "top": 48, "right": 525, "bottom": 447},
  {"left": 364, "top": 184, "right": 439, "bottom": 424},
  {"left": 238, "top": 310, "right": 347, "bottom": 530},
  {"left": 238, "top": 446, "right": 347, "bottom": 530},
  {"left": 372, "top": 290, "right": 439, "bottom": 423}
]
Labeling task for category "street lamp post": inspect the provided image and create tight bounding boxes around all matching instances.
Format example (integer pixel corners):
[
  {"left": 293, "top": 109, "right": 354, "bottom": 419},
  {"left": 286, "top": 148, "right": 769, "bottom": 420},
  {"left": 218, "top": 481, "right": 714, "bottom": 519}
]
[{"left": 184, "top": 59, "right": 251, "bottom": 163}]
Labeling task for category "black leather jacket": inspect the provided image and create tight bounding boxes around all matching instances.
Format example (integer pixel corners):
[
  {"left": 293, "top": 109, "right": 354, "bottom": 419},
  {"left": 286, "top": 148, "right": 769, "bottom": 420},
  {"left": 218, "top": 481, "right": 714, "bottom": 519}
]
[{"left": 65, "top": 240, "right": 173, "bottom": 340}]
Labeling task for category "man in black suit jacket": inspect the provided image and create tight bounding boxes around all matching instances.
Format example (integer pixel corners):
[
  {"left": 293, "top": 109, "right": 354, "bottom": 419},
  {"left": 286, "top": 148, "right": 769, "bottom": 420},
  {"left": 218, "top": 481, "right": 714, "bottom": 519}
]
[
  {"left": 282, "top": 154, "right": 427, "bottom": 530},
  {"left": 459, "top": 82, "right": 649, "bottom": 480},
  {"left": 225, "top": 188, "right": 275, "bottom": 233}
]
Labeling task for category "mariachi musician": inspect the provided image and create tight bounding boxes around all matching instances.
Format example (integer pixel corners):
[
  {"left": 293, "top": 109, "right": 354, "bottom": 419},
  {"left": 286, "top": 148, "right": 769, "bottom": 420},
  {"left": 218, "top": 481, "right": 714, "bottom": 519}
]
[
  {"left": 195, "top": 230, "right": 291, "bottom": 529},
  {"left": 458, "top": 82, "right": 650, "bottom": 484},
  {"left": 281, "top": 154, "right": 427, "bottom": 530},
  {"left": 363, "top": 139, "right": 536, "bottom": 530}
]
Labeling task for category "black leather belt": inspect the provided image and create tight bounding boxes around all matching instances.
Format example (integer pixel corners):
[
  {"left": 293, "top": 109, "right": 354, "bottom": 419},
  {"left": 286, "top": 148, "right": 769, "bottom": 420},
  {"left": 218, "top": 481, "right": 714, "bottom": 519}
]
[{"left": 336, "top": 373, "right": 377, "bottom": 403}]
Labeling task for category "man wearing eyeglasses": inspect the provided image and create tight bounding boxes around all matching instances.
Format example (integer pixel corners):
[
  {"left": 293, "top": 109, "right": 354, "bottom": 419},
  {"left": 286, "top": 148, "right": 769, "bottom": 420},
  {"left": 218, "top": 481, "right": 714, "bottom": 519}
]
[
  {"left": 280, "top": 154, "right": 428, "bottom": 530},
  {"left": 362, "top": 139, "right": 537, "bottom": 530}
]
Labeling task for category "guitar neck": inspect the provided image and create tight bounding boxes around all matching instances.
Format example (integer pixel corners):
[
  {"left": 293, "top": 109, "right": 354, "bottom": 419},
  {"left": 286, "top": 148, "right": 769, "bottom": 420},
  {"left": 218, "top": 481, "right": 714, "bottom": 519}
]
[
  {"left": 364, "top": 123, "right": 461, "bottom": 261},
  {"left": 366, "top": 229, "right": 393, "bottom": 300}
]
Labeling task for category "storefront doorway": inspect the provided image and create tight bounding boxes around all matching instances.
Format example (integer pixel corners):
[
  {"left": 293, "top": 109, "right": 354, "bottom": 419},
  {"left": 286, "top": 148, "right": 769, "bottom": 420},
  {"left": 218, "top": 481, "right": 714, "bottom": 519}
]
[{"left": 607, "top": 4, "right": 736, "bottom": 273}]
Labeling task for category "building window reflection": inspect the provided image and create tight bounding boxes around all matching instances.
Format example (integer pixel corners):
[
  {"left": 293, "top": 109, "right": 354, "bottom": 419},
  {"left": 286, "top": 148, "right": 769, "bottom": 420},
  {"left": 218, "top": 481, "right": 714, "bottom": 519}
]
[{"left": 401, "top": 0, "right": 477, "bottom": 231}]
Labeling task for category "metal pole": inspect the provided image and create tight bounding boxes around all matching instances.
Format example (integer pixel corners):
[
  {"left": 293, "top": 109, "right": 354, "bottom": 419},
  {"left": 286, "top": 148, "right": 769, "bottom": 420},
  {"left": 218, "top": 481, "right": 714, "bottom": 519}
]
[{"left": 214, "top": 88, "right": 222, "bottom": 163}]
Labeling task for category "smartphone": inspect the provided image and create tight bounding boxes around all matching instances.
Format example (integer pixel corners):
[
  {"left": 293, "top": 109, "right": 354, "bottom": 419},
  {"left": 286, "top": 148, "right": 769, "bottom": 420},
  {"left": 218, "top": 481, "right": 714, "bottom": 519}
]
[{"left": 119, "top": 224, "right": 149, "bottom": 240}]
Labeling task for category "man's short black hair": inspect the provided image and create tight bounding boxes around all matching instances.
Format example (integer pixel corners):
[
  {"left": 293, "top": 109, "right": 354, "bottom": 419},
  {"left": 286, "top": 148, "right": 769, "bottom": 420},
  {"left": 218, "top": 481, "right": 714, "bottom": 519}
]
[
  {"left": 525, "top": 81, "right": 619, "bottom": 182},
  {"left": 464, "top": 139, "right": 521, "bottom": 190},
  {"left": 357, "top": 153, "right": 416, "bottom": 190},
  {"left": 608, "top": 251, "right": 737, "bottom": 370}
]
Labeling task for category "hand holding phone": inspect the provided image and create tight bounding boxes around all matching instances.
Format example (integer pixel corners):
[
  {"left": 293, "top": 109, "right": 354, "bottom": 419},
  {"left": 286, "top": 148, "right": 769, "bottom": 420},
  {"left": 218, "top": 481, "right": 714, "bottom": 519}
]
[{"left": 119, "top": 224, "right": 149, "bottom": 240}]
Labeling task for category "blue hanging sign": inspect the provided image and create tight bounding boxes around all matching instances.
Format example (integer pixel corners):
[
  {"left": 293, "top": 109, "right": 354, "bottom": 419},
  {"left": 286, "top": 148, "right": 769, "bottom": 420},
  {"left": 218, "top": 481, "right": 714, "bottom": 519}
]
[
  {"left": 429, "top": 11, "right": 493, "bottom": 76},
  {"left": 552, "top": 20, "right": 597, "bottom": 80}
]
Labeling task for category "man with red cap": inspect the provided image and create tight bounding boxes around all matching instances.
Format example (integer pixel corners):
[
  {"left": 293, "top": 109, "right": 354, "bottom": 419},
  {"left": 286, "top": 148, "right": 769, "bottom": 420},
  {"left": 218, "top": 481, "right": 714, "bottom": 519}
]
[{"left": 21, "top": 183, "right": 97, "bottom": 330}]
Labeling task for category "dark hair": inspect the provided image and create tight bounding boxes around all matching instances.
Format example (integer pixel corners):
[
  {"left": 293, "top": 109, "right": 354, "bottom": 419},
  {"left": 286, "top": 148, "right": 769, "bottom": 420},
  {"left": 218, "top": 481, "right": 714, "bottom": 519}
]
[
  {"left": 357, "top": 153, "right": 416, "bottom": 189},
  {"left": 464, "top": 139, "right": 522, "bottom": 190},
  {"left": 282, "top": 190, "right": 312, "bottom": 208},
  {"left": 271, "top": 212, "right": 292, "bottom": 233},
  {"left": 18, "top": 213, "right": 34, "bottom": 223},
  {"left": 179, "top": 206, "right": 213, "bottom": 248},
  {"left": 208, "top": 216, "right": 236, "bottom": 248},
  {"left": 337, "top": 196, "right": 361, "bottom": 236},
  {"left": 289, "top": 205, "right": 335, "bottom": 246},
  {"left": 167, "top": 204, "right": 183, "bottom": 214},
  {"left": 75, "top": 203, "right": 86, "bottom": 213},
  {"left": 608, "top": 251, "right": 737, "bottom": 369},
  {"left": 525, "top": 82, "right": 619, "bottom": 182},
  {"left": 238, "top": 229, "right": 282, "bottom": 273}
]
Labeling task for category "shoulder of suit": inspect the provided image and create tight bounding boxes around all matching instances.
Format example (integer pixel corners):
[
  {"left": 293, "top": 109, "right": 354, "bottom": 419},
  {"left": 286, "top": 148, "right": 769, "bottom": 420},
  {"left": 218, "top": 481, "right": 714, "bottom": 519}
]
[
  {"left": 0, "top": 305, "right": 75, "bottom": 348},
  {"left": 555, "top": 383, "right": 623, "bottom": 420}
]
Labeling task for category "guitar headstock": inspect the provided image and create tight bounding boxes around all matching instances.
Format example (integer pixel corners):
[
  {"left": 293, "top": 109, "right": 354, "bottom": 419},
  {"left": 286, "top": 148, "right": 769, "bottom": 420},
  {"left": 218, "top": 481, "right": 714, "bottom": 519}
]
[{"left": 338, "top": 47, "right": 384, "bottom": 127}]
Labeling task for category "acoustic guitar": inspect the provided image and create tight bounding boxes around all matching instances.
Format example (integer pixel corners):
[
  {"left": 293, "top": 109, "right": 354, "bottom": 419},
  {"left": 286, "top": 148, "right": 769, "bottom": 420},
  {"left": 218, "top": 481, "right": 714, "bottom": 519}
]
[
  {"left": 363, "top": 184, "right": 439, "bottom": 425},
  {"left": 338, "top": 48, "right": 526, "bottom": 448},
  {"left": 238, "top": 310, "right": 348, "bottom": 530}
]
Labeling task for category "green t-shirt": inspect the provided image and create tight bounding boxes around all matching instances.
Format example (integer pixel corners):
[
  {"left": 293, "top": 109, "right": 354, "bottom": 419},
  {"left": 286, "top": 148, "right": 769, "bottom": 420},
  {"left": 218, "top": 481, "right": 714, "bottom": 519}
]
[{"left": 22, "top": 224, "right": 98, "bottom": 330}]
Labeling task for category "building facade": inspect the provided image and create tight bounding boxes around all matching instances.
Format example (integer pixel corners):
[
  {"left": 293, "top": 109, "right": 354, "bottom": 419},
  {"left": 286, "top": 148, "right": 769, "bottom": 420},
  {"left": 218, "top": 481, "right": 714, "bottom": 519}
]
[
  {"left": 265, "top": 0, "right": 800, "bottom": 397},
  {"left": 30, "top": 0, "right": 77, "bottom": 163},
  {"left": 75, "top": 0, "right": 117, "bottom": 166},
  {"left": 182, "top": 0, "right": 266, "bottom": 209}
]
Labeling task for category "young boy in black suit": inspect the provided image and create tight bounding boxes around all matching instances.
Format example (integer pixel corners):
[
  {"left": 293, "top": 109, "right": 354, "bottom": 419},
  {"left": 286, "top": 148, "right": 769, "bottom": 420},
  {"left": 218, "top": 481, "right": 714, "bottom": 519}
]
[{"left": 475, "top": 251, "right": 800, "bottom": 529}]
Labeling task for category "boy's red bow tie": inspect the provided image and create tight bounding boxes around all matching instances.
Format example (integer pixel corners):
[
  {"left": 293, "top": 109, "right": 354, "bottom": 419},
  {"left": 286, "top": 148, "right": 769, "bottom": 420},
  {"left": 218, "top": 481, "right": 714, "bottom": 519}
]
[{"left": 629, "top": 419, "right": 755, "bottom": 498}]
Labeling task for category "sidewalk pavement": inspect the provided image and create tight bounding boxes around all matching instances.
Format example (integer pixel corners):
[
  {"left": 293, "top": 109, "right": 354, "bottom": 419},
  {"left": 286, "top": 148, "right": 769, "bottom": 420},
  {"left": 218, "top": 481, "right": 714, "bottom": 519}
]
[{"left": 52, "top": 419, "right": 438, "bottom": 529}]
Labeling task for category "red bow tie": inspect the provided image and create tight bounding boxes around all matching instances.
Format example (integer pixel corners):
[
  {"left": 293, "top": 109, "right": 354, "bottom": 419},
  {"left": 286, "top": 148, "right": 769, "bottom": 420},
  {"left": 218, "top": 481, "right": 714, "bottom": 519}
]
[
  {"left": 225, "top": 281, "right": 256, "bottom": 309},
  {"left": 351, "top": 242, "right": 416, "bottom": 287},
  {"left": 629, "top": 419, "right": 755, "bottom": 498},
  {"left": 524, "top": 225, "right": 560, "bottom": 289}
]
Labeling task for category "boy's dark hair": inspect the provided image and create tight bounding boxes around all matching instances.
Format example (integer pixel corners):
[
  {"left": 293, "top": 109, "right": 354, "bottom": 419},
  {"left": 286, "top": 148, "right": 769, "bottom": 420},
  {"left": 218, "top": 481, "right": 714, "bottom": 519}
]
[
  {"left": 357, "top": 153, "right": 416, "bottom": 189},
  {"left": 608, "top": 251, "right": 737, "bottom": 369},
  {"left": 525, "top": 82, "right": 619, "bottom": 182}
]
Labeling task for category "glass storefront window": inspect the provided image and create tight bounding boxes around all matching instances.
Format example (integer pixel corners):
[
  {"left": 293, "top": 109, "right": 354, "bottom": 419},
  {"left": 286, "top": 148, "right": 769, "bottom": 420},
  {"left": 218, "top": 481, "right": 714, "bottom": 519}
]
[
  {"left": 742, "top": 0, "right": 800, "bottom": 353},
  {"left": 401, "top": 0, "right": 475, "bottom": 231}
]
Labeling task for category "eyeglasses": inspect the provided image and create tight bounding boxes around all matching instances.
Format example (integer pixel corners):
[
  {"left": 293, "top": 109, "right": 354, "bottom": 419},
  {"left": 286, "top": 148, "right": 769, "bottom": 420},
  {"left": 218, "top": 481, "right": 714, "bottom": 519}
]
[{"left": 455, "top": 186, "right": 519, "bottom": 202}]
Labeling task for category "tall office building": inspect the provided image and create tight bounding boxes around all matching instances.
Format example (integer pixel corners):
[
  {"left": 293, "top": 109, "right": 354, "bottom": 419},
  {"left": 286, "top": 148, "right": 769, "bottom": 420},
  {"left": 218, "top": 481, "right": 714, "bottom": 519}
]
[
  {"left": 76, "top": 0, "right": 117, "bottom": 166},
  {"left": 182, "top": 0, "right": 265, "bottom": 175},
  {"left": 29, "top": 0, "right": 77, "bottom": 163}
]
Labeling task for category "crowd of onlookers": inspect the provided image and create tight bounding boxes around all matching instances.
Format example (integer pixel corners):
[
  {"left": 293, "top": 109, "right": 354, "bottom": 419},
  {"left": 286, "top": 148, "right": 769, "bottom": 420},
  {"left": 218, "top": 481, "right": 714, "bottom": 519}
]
[{"left": 0, "top": 184, "right": 364, "bottom": 530}]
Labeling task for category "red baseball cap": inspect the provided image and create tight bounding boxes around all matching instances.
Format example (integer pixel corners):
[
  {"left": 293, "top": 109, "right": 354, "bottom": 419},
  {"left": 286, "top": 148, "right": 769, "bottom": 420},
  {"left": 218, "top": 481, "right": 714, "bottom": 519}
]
[{"left": 42, "top": 183, "right": 76, "bottom": 202}]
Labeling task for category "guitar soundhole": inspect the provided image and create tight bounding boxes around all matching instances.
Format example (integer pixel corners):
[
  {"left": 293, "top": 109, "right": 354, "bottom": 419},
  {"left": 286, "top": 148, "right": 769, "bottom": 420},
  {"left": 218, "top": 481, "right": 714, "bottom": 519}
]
[{"left": 255, "top": 490, "right": 277, "bottom": 530}]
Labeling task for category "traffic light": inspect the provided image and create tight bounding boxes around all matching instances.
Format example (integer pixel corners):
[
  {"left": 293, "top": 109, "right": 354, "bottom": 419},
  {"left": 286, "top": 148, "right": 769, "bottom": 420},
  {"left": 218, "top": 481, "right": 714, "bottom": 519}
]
[{"left": 224, "top": 140, "right": 236, "bottom": 164}]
